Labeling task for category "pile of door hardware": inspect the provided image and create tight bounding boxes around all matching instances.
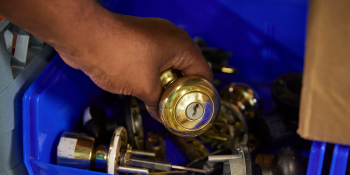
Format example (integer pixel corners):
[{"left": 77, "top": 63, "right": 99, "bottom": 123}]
[{"left": 56, "top": 40, "right": 306, "bottom": 175}]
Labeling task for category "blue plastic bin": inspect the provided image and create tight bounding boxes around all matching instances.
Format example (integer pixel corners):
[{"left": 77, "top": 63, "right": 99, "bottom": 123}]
[
  {"left": 22, "top": 55, "right": 188, "bottom": 175},
  {"left": 307, "top": 141, "right": 350, "bottom": 175},
  {"left": 23, "top": 0, "right": 309, "bottom": 174}
]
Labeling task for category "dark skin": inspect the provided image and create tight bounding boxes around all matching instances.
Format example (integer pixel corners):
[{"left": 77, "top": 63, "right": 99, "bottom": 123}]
[{"left": 0, "top": 0, "right": 213, "bottom": 120}]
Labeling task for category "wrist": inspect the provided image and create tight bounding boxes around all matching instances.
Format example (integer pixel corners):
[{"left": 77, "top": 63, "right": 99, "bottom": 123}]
[{"left": 51, "top": 2, "right": 124, "bottom": 69}]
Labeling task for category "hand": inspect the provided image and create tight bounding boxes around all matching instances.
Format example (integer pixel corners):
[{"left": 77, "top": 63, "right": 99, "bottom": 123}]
[{"left": 57, "top": 14, "right": 213, "bottom": 120}]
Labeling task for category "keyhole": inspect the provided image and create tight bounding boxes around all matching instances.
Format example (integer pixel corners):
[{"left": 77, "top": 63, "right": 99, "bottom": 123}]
[
  {"left": 192, "top": 104, "right": 199, "bottom": 117},
  {"left": 185, "top": 103, "right": 204, "bottom": 120}
]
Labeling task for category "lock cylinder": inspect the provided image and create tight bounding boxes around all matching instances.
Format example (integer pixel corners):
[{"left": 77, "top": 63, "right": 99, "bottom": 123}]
[{"left": 150, "top": 69, "right": 220, "bottom": 137}]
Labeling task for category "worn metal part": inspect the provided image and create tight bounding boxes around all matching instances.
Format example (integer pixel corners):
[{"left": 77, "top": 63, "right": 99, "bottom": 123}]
[
  {"left": 148, "top": 68, "right": 220, "bottom": 137},
  {"left": 126, "top": 96, "right": 145, "bottom": 150},
  {"left": 201, "top": 101, "right": 249, "bottom": 150},
  {"left": 194, "top": 37, "right": 238, "bottom": 75},
  {"left": 171, "top": 136, "right": 210, "bottom": 161},
  {"left": 83, "top": 106, "right": 109, "bottom": 143},
  {"left": 146, "top": 133, "right": 166, "bottom": 162},
  {"left": 271, "top": 72, "right": 302, "bottom": 119}
]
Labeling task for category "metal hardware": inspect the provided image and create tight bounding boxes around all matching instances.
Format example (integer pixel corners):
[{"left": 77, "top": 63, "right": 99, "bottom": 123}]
[
  {"left": 57, "top": 126, "right": 208, "bottom": 174},
  {"left": 95, "top": 144, "right": 109, "bottom": 172},
  {"left": 57, "top": 127, "right": 153, "bottom": 174},
  {"left": 110, "top": 127, "right": 207, "bottom": 174},
  {"left": 208, "top": 145, "right": 256, "bottom": 175},
  {"left": 208, "top": 155, "right": 242, "bottom": 162},
  {"left": 220, "top": 83, "right": 262, "bottom": 121},
  {"left": 107, "top": 126, "right": 128, "bottom": 174},
  {"left": 116, "top": 166, "right": 149, "bottom": 174},
  {"left": 128, "top": 96, "right": 144, "bottom": 150},
  {"left": 194, "top": 37, "right": 238, "bottom": 75},
  {"left": 56, "top": 132, "right": 95, "bottom": 170},
  {"left": 272, "top": 72, "right": 302, "bottom": 119},
  {"left": 200, "top": 101, "right": 249, "bottom": 150},
  {"left": 149, "top": 171, "right": 187, "bottom": 175},
  {"left": 170, "top": 135, "right": 210, "bottom": 161},
  {"left": 149, "top": 68, "right": 220, "bottom": 137},
  {"left": 83, "top": 106, "right": 109, "bottom": 143},
  {"left": 146, "top": 133, "right": 166, "bottom": 162}
]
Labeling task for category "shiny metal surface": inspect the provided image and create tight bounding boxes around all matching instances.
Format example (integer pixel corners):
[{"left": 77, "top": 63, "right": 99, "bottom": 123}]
[
  {"left": 171, "top": 165, "right": 207, "bottom": 174},
  {"left": 157, "top": 69, "right": 220, "bottom": 137},
  {"left": 107, "top": 127, "right": 128, "bottom": 174},
  {"left": 95, "top": 144, "right": 108, "bottom": 172},
  {"left": 176, "top": 92, "right": 211, "bottom": 129},
  {"left": 207, "top": 146, "right": 248, "bottom": 175},
  {"left": 160, "top": 69, "right": 183, "bottom": 88},
  {"left": 130, "top": 150, "right": 156, "bottom": 157},
  {"left": 116, "top": 166, "right": 149, "bottom": 175},
  {"left": 57, "top": 132, "right": 95, "bottom": 170},
  {"left": 129, "top": 158, "right": 172, "bottom": 171},
  {"left": 129, "top": 158, "right": 207, "bottom": 173},
  {"left": 149, "top": 171, "right": 187, "bottom": 175},
  {"left": 208, "top": 155, "right": 242, "bottom": 162},
  {"left": 220, "top": 83, "right": 262, "bottom": 120}
]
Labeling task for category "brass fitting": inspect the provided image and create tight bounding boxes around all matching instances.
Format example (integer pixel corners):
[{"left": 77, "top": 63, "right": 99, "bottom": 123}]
[{"left": 148, "top": 69, "right": 220, "bottom": 137}]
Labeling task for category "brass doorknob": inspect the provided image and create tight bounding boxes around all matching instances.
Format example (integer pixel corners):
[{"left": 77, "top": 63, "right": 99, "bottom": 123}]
[{"left": 148, "top": 69, "right": 220, "bottom": 137}]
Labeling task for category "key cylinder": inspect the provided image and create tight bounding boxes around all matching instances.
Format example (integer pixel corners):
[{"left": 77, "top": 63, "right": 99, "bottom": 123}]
[{"left": 148, "top": 69, "right": 220, "bottom": 137}]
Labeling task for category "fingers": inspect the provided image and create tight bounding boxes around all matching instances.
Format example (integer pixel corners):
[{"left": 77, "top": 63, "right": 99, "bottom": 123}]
[
  {"left": 146, "top": 105, "right": 162, "bottom": 122},
  {"left": 59, "top": 52, "right": 81, "bottom": 70},
  {"left": 131, "top": 71, "right": 163, "bottom": 120},
  {"left": 172, "top": 42, "right": 213, "bottom": 82}
]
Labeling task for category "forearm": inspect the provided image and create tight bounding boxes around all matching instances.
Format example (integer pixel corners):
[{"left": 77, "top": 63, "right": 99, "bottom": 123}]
[{"left": 0, "top": 0, "right": 118, "bottom": 66}]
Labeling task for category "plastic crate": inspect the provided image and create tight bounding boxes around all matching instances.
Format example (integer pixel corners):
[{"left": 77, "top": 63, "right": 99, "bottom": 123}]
[
  {"left": 307, "top": 141, "right": 349, "bottom": 175},
  {"left": 22, "top": 55, "right": 188, "bottom": 175},
  {"left": 22, "top": 0, "right": 308, "bottom": 174}
]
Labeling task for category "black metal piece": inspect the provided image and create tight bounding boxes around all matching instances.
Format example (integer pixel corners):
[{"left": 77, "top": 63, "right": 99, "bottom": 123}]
[
  {"left": 253, "top": 113, "right": 299, "bottom": 147},
  {"left": 123, "top": 95, "right": 137, "bottom": 149},
  {"left": 261, "top": 147, "right": 306, "bottom": 175},
  {"left": 272, "top": 72, "right": 302, "bottom": 119},
  {"left": 194, "top": 37, "right": 238, "bottom": 74},
  {"left": 83, "top": 106, "right": 109, "bottom": 143}
]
